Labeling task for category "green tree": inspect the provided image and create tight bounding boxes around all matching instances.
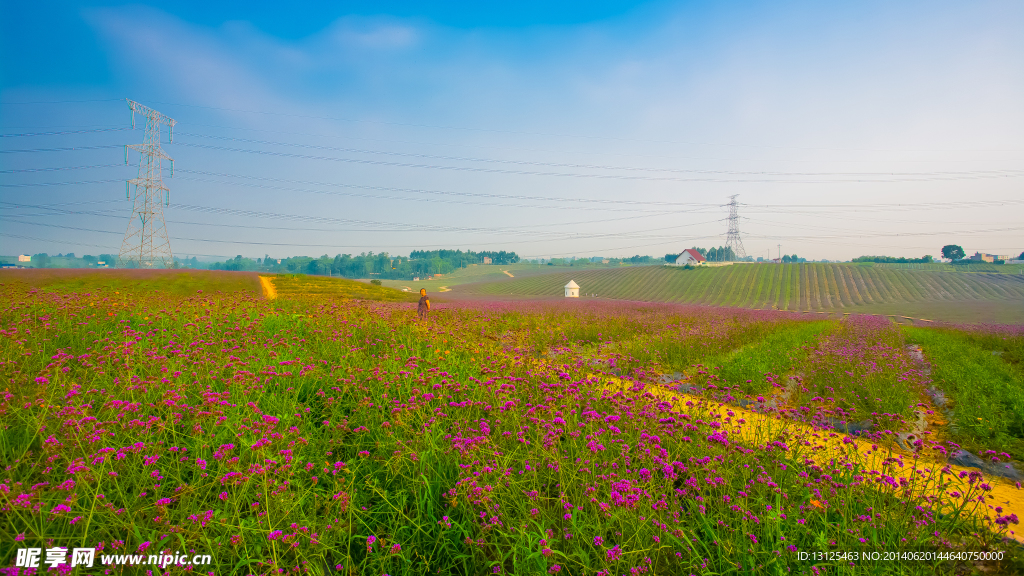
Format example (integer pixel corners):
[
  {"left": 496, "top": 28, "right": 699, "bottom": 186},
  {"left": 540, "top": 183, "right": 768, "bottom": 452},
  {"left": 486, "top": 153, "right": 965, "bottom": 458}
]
[
  {"left": 32, "top": 253, "right": 50, "bottom": 268},
  {"left": 941, "top": 245, "right": 965, "bottom": 261}
]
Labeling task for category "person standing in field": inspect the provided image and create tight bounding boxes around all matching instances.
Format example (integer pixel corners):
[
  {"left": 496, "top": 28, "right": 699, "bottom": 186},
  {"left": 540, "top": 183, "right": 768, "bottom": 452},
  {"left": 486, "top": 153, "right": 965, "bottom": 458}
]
[{"left": 418, "top": 288, "right": 430, "bottom": 320}]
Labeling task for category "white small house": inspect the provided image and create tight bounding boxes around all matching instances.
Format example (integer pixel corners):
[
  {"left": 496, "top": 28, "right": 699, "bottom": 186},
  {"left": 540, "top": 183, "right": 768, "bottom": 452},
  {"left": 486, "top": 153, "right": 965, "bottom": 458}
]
[
  {"left": 564, "top": 280, "right": 579, "bottom": 298},
  {"left": 17, "top": 255, "right": 30, "bottom": 262},
  {"left": 671, "top": 249, "right": 707, "bottom": 266}
]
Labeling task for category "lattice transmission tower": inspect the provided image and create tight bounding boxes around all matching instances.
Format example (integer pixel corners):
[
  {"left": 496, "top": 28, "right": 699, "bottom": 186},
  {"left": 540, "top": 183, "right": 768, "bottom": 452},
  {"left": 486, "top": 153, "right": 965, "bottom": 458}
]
[
  {"left": 724, "top": 194, "right": 747, "bottom": 260},
  {"left": 117, "top": 99, "right": 176, "bottom": 269}
]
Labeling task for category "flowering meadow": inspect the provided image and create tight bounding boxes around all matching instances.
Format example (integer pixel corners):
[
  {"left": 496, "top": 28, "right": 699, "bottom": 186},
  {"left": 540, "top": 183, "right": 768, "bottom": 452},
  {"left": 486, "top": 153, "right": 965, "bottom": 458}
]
[{"left": 1, "top": 271, "right": 1021, "bottom": 575}]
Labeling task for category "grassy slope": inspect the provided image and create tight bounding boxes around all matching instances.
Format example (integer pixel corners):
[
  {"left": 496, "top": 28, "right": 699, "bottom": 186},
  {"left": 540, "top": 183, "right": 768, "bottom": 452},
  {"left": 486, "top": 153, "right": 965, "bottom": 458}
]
[{"left": 459, "top": 264, "right": 1024, "bottom": 323}]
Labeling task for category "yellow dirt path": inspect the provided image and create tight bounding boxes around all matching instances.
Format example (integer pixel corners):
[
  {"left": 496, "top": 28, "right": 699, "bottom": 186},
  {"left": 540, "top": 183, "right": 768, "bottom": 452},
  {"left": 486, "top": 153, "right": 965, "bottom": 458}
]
[
  {"left": 502, "top": 270, "right": 514, "bottom": 277},
  {"left": 604, "top": 378, "right": 1023, "bottom": 543},
  {"left": 259, "top": 276, "right": 277, "bottom": 300}
]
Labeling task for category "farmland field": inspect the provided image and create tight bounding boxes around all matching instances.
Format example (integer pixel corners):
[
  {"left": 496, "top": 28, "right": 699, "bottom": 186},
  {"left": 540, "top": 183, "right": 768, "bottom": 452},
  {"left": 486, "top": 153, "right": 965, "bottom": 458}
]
[
  {"left": 1, "top": 270, "right": 1022, "bottom": 575},
  {"left": 458, "top": 263, "right": 1024, "bottom": 324},
  {"left": 376, "top": 262, "right": 634, "bottom": 293}
]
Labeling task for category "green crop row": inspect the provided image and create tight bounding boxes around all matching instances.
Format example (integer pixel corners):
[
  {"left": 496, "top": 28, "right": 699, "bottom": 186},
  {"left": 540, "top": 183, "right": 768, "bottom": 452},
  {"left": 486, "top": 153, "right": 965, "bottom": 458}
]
[{"left": 467, "top": 264, "right": 1024, "bottom": 314}]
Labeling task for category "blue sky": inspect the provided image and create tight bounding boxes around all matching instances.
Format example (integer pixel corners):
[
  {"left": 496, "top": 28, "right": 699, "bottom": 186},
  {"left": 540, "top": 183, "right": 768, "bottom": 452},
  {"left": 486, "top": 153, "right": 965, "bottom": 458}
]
[{"left": 2, "top": 0, "right": 1022, "bottom": 261}]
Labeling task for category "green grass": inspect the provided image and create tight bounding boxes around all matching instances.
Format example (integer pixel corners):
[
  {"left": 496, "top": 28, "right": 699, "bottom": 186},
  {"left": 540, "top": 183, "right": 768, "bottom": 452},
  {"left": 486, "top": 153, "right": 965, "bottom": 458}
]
[
  {"left": 271, "top": 274, "right": 418, "bottom": 302},
  {"left": 690, "top": 320, "right": 836, "bottom": 395},
  {"left": 461, "top": 264, "right": 1024, "bottom": 323},
  {"left": 903, "top": 326, "right": 1024, "bottom": 461}
]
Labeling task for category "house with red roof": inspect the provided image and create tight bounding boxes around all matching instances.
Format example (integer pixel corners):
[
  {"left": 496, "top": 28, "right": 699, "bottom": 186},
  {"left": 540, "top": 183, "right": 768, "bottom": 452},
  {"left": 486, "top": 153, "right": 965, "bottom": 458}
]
[{"left": 671, "top": 249, "right": 707, "bottom": 266}]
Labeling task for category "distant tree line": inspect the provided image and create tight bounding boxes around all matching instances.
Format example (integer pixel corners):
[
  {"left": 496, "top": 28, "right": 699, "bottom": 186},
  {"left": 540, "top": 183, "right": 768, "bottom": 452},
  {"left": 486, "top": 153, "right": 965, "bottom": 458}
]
[
  {"left": 852, "top": 255, "right": 934, "bottom": 264},
  {"left": 542, "top": 255, "right": 658, "bottom": 266},
  {"left": 207, "top": 249, "right": 522, "bottom": 279},
  {"left": 408, "top": 250, "right": 520, "bottom": 265},
  {"left": 15, "top": 253, "right": 117, "bottom": 268}
]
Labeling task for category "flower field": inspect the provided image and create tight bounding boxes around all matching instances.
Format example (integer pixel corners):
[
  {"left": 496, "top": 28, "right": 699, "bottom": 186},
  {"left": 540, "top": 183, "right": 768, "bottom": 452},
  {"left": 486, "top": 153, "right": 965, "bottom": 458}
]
[{"left": 1, "top": 270, "right": 1022, "bottom": 575}]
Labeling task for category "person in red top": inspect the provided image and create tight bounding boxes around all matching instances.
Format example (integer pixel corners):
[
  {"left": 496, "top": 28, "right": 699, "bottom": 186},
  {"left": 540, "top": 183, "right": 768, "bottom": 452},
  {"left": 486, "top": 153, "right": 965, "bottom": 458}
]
[{"left": 417, "top": 288, "right": 430, "bottom": 320}]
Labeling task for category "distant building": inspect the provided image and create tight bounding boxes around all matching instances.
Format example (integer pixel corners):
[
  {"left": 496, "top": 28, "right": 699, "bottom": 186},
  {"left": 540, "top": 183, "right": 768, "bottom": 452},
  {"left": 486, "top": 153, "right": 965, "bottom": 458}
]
[
  {"left": 18, "top": 255, "right": 30, "bottom": 262},
  {"left": 670, "top": 249, "right": 707, "bottom": 266},
  {"left": 434, "top": 273, "right": 442, "bottom": 278},
  {"left": 969, "top": 252, "right": 995, "bottom": 263},
  {"left": 564, "top": 280, "right": 579, "bottom": 298},
  {"left": 482, "top": 256, "right": 492, "bottom": 264},
  {"left": 413, "top": 277, "right": 420, "bottom": 281}
]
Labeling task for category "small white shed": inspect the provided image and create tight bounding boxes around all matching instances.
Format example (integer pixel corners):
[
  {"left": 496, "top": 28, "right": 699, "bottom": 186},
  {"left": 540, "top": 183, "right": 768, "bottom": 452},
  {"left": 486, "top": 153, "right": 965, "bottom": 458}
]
[{"left": 564, "top": 280, "right": 579, "bottom": 298}]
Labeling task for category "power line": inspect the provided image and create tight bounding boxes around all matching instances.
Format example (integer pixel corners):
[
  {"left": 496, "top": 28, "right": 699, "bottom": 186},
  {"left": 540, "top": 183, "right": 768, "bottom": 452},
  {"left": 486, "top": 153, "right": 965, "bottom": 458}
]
[
  {"left": 4, "top": 177, "right": 1023, "bottom": 216},
  {"left": 173, "top": 142, "right": 1024, "bottom": 183},
  {"left": 173, "top": 132, "right": 1024, "bottom": 179},
  {"left": 0, "top": 127, "right": 130, "bottom": 138},
  {"left": 0, "top": 144, "right": 124, "bottom": 154},
  {"left": 0, "top": 164, "right": 126, "bottom": 174},
  {"left": 0, "top": 200, "right": 725, "bottom": 237},
  {"left": 131, "top": 99, "right": 1024, "bottom": 154}
]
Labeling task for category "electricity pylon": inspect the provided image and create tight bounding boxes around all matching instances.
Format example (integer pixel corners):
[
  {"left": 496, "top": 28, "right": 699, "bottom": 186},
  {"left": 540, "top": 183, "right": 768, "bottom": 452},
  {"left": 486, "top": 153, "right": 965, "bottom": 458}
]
[
  {"left": 117, "top": 99, "right": 176, "bottom": 269},
  {"left": 724, "top": 194, "right": 747, "bottom": 260}
]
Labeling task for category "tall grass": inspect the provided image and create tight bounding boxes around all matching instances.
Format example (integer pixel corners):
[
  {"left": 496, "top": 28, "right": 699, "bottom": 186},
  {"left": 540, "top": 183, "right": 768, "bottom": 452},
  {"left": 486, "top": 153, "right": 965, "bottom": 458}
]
[
  {"left": 690, "top": 321, "right": 835, "bottom": 395},
  {"left": 792, "top": 316, "right": 926, "bottom": 428},
  {"left": 904, "top": 326, "right": 1024, "bottom": 461}
]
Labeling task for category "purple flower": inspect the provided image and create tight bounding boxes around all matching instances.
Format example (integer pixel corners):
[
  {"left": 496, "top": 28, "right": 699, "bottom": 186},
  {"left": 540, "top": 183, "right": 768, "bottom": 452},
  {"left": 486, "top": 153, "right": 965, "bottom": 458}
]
[
  {"left": 607, "top": 545, "right": 621, "bottom": 561},
  {"left": 593, "top": 536, "right": 604, "bottom": 546}
]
